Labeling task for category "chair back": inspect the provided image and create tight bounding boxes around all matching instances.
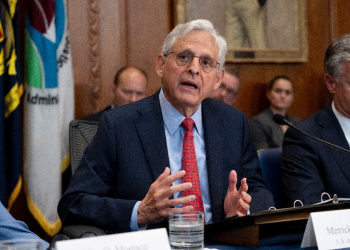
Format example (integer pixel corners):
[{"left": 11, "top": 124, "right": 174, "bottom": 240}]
[
  {"left": 63, "top": 120, "right": 106, "bottom": 239},
  {"left": 69, "top": 119, "right": 99, "bottom": 174},
  {"left": 258, "top": 147, "right": 288, "bottom": 209}
]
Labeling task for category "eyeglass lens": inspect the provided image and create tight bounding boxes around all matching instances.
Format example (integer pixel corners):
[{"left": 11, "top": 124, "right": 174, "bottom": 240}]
[{"left": 173, "top": 51, "right": 218, "bottom": 72}]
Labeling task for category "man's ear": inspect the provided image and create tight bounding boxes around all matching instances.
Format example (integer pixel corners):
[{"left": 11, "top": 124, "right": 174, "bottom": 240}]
[
  {"left": 156, "top": 54, "right": 166, "bottom": 78},
  {"left": 324, "top": 73, "right": 336, "bottom": 94},
  {"left": 213, "top": 68, "right": 224, "bottom": 91}
]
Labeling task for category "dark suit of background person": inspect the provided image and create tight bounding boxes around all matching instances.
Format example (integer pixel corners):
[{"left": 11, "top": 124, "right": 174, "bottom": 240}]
[
  {"left": 250, "top": 75, "right": 299, "bottom": 150},
  {"left": 250, "top": 109, "right": 299, "bottom": 150},
  {"left": 58, "top": 19, "right": 274, "bottom": 233},
  {"left": 83, "top": 66, "right": 148, "bottom": 122},
  {"left": 282, "top": 34, "right": 350, "bottom": 206}
]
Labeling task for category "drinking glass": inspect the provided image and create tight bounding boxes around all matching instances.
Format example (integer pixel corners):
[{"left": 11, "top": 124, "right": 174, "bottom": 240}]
[
  {"left": 0, "top": 239, "right": 43, "bottom": 250},
  {"left": 168, "top": 211, "right": 204, "bottom": 250}
]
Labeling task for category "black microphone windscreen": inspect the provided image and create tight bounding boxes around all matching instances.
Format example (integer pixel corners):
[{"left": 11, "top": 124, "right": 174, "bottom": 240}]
[{"left": 273, "top": 114, "right": 286, "bottom": 125}]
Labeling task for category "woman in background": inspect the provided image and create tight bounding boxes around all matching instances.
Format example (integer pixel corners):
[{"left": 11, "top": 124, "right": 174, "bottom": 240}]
[{"left": 250, "top": 75, "right": 300, "bottom": 150}]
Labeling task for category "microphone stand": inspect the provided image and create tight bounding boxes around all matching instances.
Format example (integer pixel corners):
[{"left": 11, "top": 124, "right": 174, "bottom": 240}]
[{"left": 273, "top": 114, "right": 350, "bottom": 154}]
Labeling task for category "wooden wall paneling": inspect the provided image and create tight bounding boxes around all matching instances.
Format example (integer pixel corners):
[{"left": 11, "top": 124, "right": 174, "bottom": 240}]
[
  {"left": 234, "top": 0, "right": 333, "bottom": 119},
  {"left": 233, "top": 63, "right": 302, "bottom": 118},
  {"left": 87, "top": 0, "right": 101, "bottom": 114},
  {"left": 68, "top": 0, "right": 94, "bottom": 118},
  {"left": 294, "top": 0, "right": 332, "bottom": 118},
  {"left": 307, "top": 0, "right": 333, "bottom": 112},
  {"left": 68, "top": 0, "right": 127, "bottom": 118},
  {"left": 67, "top": 0, "right": 350, "bottom": 120},
  {"left": 98, "top": 0, "right": 127, "bottom": 111},
  {"left": 331, "top": 0, "right": 350, "bottom": 39},
  {"left": 127, "top": 0, "right": 170, "bottom": 96},
  {"left": 67, "top": 0, "right": 90, "bottom": 86}
]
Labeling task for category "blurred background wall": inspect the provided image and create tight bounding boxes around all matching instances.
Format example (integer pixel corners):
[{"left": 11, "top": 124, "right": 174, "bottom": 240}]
[{"left": 67, "top": 0, "right": 350, "bottom": 120}]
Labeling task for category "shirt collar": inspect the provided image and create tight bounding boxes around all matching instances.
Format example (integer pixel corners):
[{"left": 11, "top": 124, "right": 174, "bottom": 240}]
[
  {"left": 159, "top": 88, "right": 202, "bottom": 135},
  {"left": 332, "top": 101, "right": 350, "bottom": 132}
]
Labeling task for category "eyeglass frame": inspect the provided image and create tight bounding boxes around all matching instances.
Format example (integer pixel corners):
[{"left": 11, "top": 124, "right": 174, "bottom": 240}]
[
  {"left": 218, "top": 82, "right": 239, "bottom": 98},
  {"left": 164, "top": 50, "right": 220, "bottom": 72}
]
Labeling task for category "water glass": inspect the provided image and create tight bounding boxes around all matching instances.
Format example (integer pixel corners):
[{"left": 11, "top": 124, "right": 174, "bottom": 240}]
[
  {"left": 168, "top": 211, "right": 204, "bottom": 250},
  {"left": 0, "top": 239, "right": 43, "bottom": 250}
]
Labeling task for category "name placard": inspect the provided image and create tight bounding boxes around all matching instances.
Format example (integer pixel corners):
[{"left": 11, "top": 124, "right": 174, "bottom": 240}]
[
  {"left": 301, "top": 208, "right": 350, "bottom": 249},
  {"left": 55, "top": 228, "right": 171, "bottom": 250}
]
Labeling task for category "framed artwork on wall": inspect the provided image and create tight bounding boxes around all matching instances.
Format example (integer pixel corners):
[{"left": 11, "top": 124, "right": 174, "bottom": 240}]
[{"left": 171, "top": 0, "right": 308, "bottom": 63}]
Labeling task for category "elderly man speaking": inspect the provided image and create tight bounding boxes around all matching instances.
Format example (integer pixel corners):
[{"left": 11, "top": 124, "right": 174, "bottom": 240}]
[{"left": 58, "top": 19, "right": 273, "bottom": 233}]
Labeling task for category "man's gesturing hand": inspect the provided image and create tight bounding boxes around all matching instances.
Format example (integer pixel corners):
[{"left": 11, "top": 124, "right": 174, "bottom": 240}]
[
  {"left": 137, "top": 167, "right": 195, "bottom": 225},
  {"left": 224, "top": 170, "right": 251, "bottom": 218}
]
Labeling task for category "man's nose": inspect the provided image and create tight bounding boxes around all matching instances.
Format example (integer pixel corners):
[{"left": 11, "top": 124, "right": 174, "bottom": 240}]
[{"left": 187, "top": 57, "right": 200, "bottom": 74}]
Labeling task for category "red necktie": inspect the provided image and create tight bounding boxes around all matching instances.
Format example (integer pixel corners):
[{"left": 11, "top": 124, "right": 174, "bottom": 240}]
[{"left": 181, "top": 118, "right": 204, "bottom": 212}]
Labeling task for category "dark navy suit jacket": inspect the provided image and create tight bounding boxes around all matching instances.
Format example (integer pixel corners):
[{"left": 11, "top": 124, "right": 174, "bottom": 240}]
[
  {"left": 58, "top": 90, "right": 274, "bottom": 233},
  {"left": 282, "top": 104, "right": 350, "bottom": 206}
]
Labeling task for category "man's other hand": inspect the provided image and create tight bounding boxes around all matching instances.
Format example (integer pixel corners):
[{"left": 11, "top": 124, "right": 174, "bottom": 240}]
[
  {"left": 137, "top": 167, "right": 195, "bottom": 224},
  {"left": 224, "top": 170, "right": 251, "bottom": 218}
]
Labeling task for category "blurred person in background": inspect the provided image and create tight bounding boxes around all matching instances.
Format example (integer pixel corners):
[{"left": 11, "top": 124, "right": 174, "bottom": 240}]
[
  {"left": 83, "top": 66, "right": 147, "bottom": 121},
  {"left": 250, "top": 75, "right": 299, "bottom": 150},
  {"left": 210, "top": 67, "right": 242, "bottom": 106}
]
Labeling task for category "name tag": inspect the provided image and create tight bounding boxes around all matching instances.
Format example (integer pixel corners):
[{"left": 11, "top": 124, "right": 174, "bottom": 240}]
[
  {"left": 55, "top": 228, "right": 171, "bottom": 250},
  {"left": 302, "top": 208, "right": 350, "bottom": 249}
]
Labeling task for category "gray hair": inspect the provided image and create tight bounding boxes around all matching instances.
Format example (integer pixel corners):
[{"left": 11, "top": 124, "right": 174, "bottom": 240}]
[
  {"left": 161, "top": 19, "right": 227, "bottom": 71},
  {"left": 324, "top": 34, "right": 350, "bottom": 82}
]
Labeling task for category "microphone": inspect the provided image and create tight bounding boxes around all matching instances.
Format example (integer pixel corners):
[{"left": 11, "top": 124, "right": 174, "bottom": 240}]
[{"left": 273, "top": 114, "right": 350, "bottom": 154}]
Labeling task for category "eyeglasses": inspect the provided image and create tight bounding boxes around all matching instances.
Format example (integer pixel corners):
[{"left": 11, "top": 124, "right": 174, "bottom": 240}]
[
  {"left": 218, "top": 83, "right": 237, "bottom": 97},
  {"left": 165, "top": 50, "right": 219, "bottom": 73}
]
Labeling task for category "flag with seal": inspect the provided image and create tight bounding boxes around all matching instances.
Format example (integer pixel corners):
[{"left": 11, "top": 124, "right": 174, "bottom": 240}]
[{"left": 24, "top": 0, "right": 74, "bottom": 236}]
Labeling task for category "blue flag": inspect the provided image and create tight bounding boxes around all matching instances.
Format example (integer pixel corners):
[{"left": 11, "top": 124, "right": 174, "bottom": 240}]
[{"left": 0, "top": 0, "right": 23, "bottom": 210}]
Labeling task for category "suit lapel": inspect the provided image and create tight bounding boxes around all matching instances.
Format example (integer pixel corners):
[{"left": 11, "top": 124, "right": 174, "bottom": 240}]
[
  {"left": 134, "top": 92, "right": 170, "bottom": 181},
  {"left": 202, "top": 100, "right": 225, "bottom": 222},
  {"left": 135, "top": 95, "right": 226, "bottom": 217},
  {"left": 318, "top": 105, "right": 350, "bottom": 181}
]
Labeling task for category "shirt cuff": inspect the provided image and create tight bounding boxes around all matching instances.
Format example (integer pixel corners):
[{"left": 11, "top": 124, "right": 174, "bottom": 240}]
[{"left": 130, "top": 201, "right": 147, "bottom": 231}]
